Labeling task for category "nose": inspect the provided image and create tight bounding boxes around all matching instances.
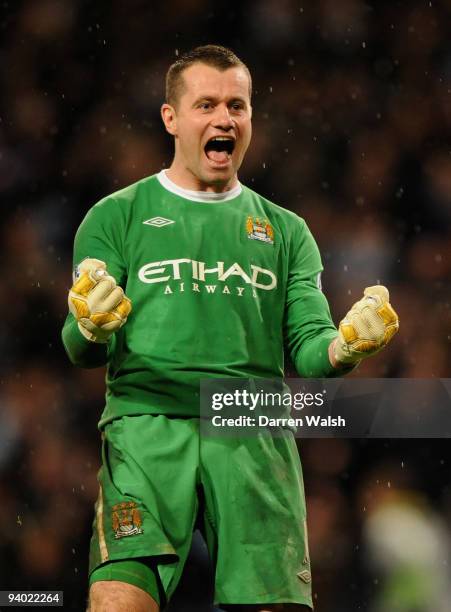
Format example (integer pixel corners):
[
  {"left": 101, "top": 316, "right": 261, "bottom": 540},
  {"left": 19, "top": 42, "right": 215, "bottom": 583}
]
[{"left": 213, "top": 104, "right": 234, "bottom": 131}]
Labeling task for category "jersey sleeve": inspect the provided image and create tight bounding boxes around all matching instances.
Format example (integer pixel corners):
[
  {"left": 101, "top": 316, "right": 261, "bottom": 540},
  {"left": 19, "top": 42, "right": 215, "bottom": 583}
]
[
  {"left": 72, "top": 196, "right": 128, "bottom": 284},
  {"left": 61, "top": 197, "right": 127, "bottom": 368},
  {"left": 284, "top": 217, "right": 342, "bottom": 378}
]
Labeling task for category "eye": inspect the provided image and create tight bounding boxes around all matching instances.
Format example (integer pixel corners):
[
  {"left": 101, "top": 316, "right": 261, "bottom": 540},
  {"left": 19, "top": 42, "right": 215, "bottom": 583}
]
[
  {"left": 230, "top": 102, "right": 245, "bottom": 111},
  {"left": 199, "top": 102, "right": 213, "bottom": 110}
]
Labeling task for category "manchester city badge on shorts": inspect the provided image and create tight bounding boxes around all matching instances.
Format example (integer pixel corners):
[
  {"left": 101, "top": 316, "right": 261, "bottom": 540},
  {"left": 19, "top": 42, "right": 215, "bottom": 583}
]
[
  {"left": 112, "top": 501, "right": 143, "bottom": 539},
  {"left": 246, "top": 216, "right": 274, "bottom": 244}
]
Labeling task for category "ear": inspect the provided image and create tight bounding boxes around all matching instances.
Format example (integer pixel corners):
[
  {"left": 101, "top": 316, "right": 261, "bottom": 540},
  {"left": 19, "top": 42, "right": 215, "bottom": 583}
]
[{"left": 161, "top": 103, "right": 177, "bottom": 136}]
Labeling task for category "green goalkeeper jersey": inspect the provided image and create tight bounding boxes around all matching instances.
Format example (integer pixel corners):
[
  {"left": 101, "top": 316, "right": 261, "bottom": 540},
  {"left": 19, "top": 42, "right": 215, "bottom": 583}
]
[{"left": 62, "top": 171, "right": 339, "bottom": 426}]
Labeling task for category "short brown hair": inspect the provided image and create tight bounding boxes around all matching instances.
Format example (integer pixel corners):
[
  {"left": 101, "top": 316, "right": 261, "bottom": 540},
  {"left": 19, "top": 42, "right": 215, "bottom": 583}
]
[{"left": 165, "top": 44, "right": 252, "bottom": 108}]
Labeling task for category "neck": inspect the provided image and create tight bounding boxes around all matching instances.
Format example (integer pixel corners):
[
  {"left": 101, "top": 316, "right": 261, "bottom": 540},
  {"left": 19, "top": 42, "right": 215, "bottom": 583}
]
[{"left": 166, "top": 161, "right": 238, "bottom": 193}]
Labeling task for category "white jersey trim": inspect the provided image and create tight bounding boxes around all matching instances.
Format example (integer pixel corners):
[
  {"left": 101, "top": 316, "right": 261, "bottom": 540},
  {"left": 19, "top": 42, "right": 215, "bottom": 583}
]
[{"left": 157, "top": 170, "right": 242, "bottom": 203}]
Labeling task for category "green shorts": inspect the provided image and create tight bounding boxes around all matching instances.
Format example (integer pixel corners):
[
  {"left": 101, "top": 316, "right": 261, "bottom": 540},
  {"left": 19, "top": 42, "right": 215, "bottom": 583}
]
[{"left": 89, "top": 414, "right": 312, "bottom": 607}]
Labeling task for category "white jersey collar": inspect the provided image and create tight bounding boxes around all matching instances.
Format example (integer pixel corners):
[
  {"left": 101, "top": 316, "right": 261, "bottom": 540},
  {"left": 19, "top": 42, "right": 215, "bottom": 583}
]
[{"left": 157, "top": 170, "right": 242, "bottom": 203}]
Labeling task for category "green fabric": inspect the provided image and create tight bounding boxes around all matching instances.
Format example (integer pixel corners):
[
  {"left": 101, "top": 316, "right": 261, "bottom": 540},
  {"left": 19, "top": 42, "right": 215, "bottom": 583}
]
[
  {"left": 89, "top": 558, "right": 160, "bottom": 606},
  {"left": 62, "top": 173, "right": 340, "bottom": 425},
  {"left": 89, "top": 414, "right": 313, "bottom": 607},
  {"left": 62, "top": 317, "right": 116, "bottom": 368}
]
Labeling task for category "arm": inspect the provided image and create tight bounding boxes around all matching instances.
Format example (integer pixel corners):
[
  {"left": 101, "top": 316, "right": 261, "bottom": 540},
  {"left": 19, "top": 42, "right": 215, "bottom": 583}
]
[
  {"left": 284, "top": 218, "right": 399, "bottom": 376},
  {"left": 61, "top": 198, "right": 130, "bottom": 368},
  {"left": 62, "top": 312, "right": 117, "bottom": 368},
  {"left": 284, "top": 218, "right": 345, "bottom": 378}
]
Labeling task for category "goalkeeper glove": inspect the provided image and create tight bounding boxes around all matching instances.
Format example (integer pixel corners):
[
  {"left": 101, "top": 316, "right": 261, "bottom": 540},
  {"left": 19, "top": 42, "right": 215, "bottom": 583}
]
[
  {"left": 333, "top": 285, "right": 399, "bottom": 366},
  {"left": 68, "top": 258, "right": 132, "bottom": 343}
]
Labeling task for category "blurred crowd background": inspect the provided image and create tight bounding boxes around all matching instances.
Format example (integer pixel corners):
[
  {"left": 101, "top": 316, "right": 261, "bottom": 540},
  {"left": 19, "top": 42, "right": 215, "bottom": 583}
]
[{"left": 1, "top": 0, "right": 450, "bottom": 610}]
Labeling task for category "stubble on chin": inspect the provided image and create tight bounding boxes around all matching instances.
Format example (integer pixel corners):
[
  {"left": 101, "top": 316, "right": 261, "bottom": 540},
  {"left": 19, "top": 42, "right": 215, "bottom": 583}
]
[{"left": 192, "top": 163, "right": 236, "bottom": 190}]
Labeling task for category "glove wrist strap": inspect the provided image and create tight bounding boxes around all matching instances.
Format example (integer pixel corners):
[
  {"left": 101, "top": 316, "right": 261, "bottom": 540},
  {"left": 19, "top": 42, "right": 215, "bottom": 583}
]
[
  {"left": 77, "top": 322, "right": 109, "bottom": 344},
  {"left": 333, "top": 338, "right": 361, "bottom": 366}
]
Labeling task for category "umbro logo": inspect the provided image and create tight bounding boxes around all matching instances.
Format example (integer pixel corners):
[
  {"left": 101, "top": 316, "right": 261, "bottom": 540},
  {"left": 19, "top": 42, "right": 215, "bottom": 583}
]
[
  {"left": 143, "top": 217, "right": 175, "bottom": 227},
  {"left": 297, "top": 570, "right": 311, "bottom": 584}
]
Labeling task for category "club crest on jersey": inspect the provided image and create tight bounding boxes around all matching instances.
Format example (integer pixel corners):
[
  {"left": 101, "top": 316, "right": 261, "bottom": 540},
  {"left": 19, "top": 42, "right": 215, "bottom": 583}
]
[
  {"left": 246, "top": 216, "right": 274, "bottom": 244},
  {"left": 112, "top": 501, "right": 143, "bottom": 539}
]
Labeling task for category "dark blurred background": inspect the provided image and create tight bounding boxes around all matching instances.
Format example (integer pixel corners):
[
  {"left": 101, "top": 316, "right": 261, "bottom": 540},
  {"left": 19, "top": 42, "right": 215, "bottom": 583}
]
[{"left": 1, "top": 1, "right": 450, "bottom": 610}]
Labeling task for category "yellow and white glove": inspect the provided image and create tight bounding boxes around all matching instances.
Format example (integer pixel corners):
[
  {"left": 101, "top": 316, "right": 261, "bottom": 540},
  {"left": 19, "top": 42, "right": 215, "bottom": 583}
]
[
  {"left": 68, "top": 258, "right": 132, "bottom": 343},
  {"left": 333, "top": 285, "right": 399, "bottom": 366}
]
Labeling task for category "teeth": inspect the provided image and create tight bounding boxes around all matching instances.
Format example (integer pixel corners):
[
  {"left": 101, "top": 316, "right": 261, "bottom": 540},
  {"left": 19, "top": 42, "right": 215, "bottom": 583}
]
[{"left": 210, "top": 137, "right": 233, "bottom": 141}]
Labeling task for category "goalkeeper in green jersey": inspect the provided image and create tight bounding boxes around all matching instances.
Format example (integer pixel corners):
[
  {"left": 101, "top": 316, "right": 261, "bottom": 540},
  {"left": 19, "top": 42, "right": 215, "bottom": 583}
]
[{"left": 62, "top": 45, "right": 399, "bottom": 612}]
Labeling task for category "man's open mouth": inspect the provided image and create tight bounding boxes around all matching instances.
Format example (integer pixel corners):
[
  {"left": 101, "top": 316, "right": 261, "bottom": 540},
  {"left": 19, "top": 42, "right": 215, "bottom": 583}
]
[{"left": 204, "top": 137, "right": 235, "bottom": 164}]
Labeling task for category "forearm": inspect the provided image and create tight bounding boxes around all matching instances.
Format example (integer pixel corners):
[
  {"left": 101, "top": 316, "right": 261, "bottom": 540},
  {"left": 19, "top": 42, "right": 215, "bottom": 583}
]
[
  {"left": 294, "top": 330, "right": 352, "bottom": 378},
  {"left": 286, "top": 276, "right": 351, "bottom": 377},
  {"left": 61, "top": 313, "right": 115, "bottom": 368}
]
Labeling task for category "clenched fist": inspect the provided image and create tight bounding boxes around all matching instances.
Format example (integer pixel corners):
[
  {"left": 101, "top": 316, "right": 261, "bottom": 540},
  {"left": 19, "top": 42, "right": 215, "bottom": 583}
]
[
  {"left": 68, "top": 258, "right": 132, "bottom": 343},
  {"left": 333, "top": 285, "right": 399, "bottom": 366}
]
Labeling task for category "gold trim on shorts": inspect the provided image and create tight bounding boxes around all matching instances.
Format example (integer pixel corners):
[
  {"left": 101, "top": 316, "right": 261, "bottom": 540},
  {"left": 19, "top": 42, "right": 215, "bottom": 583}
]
[{"left": 97, "top": 485, "right": 109, "bottom": 563}]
